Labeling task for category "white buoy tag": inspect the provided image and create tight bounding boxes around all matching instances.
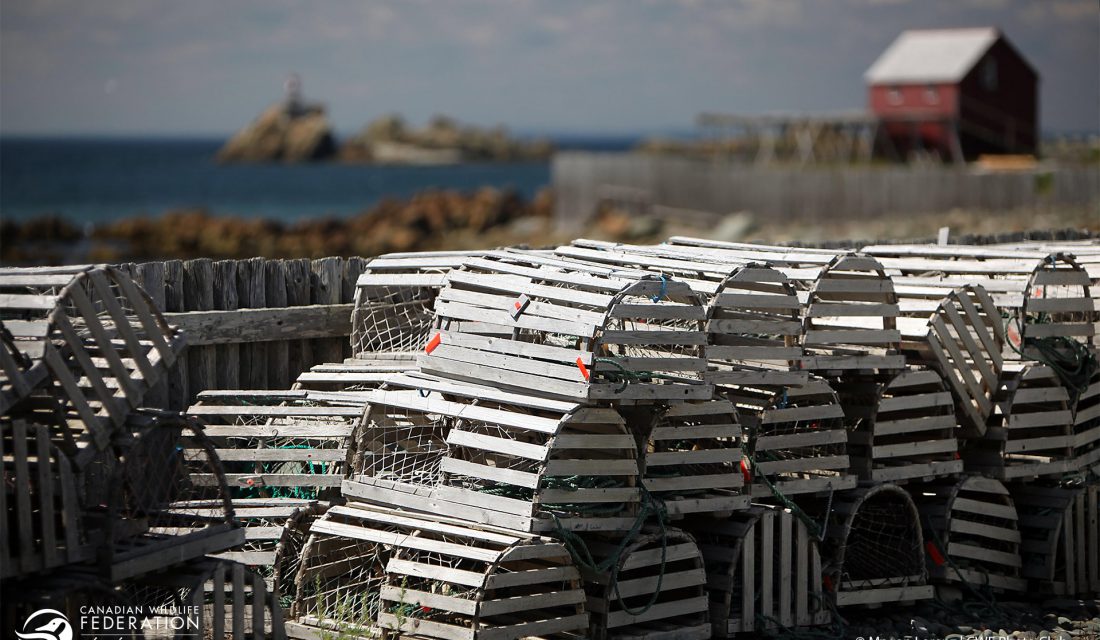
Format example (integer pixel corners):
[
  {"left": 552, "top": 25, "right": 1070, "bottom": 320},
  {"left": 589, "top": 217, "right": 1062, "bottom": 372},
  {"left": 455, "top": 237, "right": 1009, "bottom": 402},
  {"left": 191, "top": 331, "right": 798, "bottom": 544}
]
[{"left": 510, "top": 294, "right": 531, "bottom": 320}]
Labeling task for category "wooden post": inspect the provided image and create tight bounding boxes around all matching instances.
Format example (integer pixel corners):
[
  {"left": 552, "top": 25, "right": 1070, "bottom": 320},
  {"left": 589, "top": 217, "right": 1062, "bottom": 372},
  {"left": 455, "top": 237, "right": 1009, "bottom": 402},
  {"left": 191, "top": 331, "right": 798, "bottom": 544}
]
[
  {"left": 265, "top": 260, "right": 290, "bottom": 390},
  {"left": 285, "top": 259, "right": 313, "bottom": 383},
  {"left": 184, "top": 259, "right": 216, "bottom": 401},
  {"left": 163, "top": 260, "right": 188, "bottom": 410},
  {"left": 340, "top": 257, "right": 367, "bottom": 361},
  {"left": 237, "top": 258, "right": 268, "bottom": 389},
  {"left": 213, "top": 260, "right": 240, "bottom": 391},
  {"left": 311, "top": 257, "right": 344, "bottom": 366}
]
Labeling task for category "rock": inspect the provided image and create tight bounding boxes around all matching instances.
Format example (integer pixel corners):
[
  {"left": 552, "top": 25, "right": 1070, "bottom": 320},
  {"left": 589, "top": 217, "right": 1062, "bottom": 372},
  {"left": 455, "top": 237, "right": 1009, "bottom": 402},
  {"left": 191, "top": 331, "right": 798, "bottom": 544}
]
[
  {"left": 710, "top": 211, "right": 755, "bottom": 242},
  {"left": 340, "top": 113, "right": 553, "bottom": 164},
  {"left": 218, "top": 103, "right": 336, "bottom": 163}
]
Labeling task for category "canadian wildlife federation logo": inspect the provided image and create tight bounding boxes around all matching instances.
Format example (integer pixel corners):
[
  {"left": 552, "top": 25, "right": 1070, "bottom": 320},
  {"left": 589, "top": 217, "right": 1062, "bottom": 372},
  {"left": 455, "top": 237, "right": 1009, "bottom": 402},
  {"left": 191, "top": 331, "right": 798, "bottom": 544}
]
[{"left": 16, "top": 609, "right": 73, "bottom": 640}]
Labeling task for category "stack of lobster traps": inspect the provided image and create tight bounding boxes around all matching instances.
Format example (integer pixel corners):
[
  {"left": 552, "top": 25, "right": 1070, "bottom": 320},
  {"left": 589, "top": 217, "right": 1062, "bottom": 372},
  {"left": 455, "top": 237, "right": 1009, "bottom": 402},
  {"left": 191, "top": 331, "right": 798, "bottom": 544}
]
[{"left": 0, "top": 265, "right": 286, "bottom": 638}]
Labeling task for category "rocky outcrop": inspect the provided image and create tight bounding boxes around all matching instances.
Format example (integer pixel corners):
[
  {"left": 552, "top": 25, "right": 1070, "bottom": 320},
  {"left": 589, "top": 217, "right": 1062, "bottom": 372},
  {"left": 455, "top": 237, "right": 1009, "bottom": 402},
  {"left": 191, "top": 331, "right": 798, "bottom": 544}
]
[
  {"left": 217, "top": 103, "right": 337, "bottom": 163},
  {"left": 339, "top": 114, "right": 553, "bottom": 164}
]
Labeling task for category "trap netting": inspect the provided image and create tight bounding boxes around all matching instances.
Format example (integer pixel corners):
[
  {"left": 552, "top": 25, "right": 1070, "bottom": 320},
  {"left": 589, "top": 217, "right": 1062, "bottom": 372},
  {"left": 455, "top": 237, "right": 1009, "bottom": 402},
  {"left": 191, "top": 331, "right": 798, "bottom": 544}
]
[
  {"left": 350, "top": 251, "right": 481, "bottom": 361},
  {"left": 631, "top": 399, "right": 746, "bottom": 518},
  {"left": 291, "top": 502, "right": 587, "bottom": 640},
  {"left": 683, "top": 505, "right": 830, "bottom": 637},
  {"left": 810, "top": 483, "right": 933, "bottom": 606},
  {"left": 102, "top": 411, "right": 240, "bottom": 583},
  {"left": 967, "top": 363, "right": 1075, "bottom": 480},
  {"left": 724, "top": 377, "right": 856, "bottom": 499},
  {"left": 909, "top": 475, "right": 1027, "bottom": 594},
  {"left": 344, "top": 371, "right": 642, "bottom": 533},
  {"left": 421, "top": 250, "right": 712, "bottom": 402},
  {"left": 834, "top": 368, "right": 962, "bottom": 483},
  {"left": 0, "top": 265, "right": 183, "bottom": 464},
  {"left": 184, "top": 390, "right": 360, "bottom": 572},
  {"left": 0, "top": 569, "right": 138, "bottom": 637}
]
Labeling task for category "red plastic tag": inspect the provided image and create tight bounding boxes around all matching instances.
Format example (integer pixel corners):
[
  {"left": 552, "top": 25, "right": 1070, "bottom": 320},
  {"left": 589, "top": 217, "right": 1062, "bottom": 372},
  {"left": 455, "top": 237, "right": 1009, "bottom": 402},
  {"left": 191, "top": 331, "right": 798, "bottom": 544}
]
[
  {"left": 510, "top": 294, "right": 531, "bottom": 320},
  {"left": 926, "top": 541, "right": 946, "bottom": 566},
  {"left": 823, "top": 575, "right": 834, "bottom": 592},
  {"left": 739, "top": 459, "right": 752, "bottom": 485},
  {"left": 425, "top": 333, "right": 442, "bottom": 354},
  {"left": 576, "top": 357, "right": 590, "bottom": 380}
]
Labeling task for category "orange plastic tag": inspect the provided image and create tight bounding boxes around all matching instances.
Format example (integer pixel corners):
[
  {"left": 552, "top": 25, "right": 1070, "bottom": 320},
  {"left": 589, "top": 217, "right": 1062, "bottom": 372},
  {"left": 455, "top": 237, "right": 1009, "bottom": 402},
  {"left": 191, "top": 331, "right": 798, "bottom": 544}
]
[
  {"left": 576, "top": 357, "right": 590, "bottom": 380},
  {"left": 425, "top": 333, "right": 442, "bottom": 354}
]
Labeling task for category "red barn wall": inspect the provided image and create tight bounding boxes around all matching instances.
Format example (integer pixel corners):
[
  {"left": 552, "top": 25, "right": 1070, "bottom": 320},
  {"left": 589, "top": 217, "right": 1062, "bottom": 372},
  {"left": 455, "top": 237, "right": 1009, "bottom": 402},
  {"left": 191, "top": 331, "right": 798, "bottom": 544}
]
[{"left": 957, "top": 39, "right": 1038, "bottom": 156}]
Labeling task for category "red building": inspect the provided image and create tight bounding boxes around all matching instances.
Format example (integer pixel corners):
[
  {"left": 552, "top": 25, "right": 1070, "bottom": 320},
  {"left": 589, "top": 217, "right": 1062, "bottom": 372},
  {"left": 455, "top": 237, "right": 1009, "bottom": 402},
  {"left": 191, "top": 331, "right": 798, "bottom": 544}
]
[{"left": 865, "top": 27, "right": 1038, "bottom": 162}]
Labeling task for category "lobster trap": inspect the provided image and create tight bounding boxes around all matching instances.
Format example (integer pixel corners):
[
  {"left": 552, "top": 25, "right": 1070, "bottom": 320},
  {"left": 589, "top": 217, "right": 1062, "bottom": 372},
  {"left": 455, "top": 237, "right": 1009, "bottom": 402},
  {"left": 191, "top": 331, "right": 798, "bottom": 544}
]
[
  {"left": 0, "top": 418, "right": 92, "bottom": 580},
  {"left": 290, "top": 502, "right": 587, "bottom": 640},
  {"left": 1010, "top": 482, "right": 1099, "bottom": 596},
  {"left": 124, "top": 556, "right": 287, "bottom": 639},
  {"left": 813, "top": 483, "right": 934, "bottom": 606},
  {"left": 634, "top": 399, "right": 747, "bottom": 518},
  {"left": 555, "top": 240, "right": 807, "bottom": 386},
  {"left": 685, "top": 505, "right": 831, "bottom": 637},
  {"left": 909, "top": 475, "right": 1027, "bottom": 594},
  {"left": 580, "top": 526, "right": 710, "bottom": 640},
  {"left": 894, "top": 284, "right": 1005, "bottom": 437},
  {"left": 0, "top": 265, "right": 184, "bottom": 464},
  {"left": 100, "top": 412, "right": 242, "bottom": 582},
  {"left": 725, "top": 377, "right": 857, "bottom": 498},
  {"left": 1073, "top": 361, "right": 1100, "bottom": 472},
  {"left": 421, "top": 250, "right": 712, "bottom": 402},
  {"left": 863, "top": 245, "right": 1096, "bottom": 361},
  {"left": 343, "top": 371, "right": 642, "bottom": 533},
  {"left": 350, "top": 251, "right": 482, "bottom": 363},
  {"left": 966, "top": 363, "right": 1076, "bottom": 480},
  {"left": 836, "top": 368, "right": 962, "bottom": 483},
  {"left": 184, "top": 390, "right": 360, "bottom": 570}
]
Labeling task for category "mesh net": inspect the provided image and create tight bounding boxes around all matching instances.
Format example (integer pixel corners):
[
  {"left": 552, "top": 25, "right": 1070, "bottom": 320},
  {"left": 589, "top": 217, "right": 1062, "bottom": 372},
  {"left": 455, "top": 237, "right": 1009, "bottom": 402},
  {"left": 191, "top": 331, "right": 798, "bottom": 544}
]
[{"left": 351, "top": 283, "right": 439, "bottom": 359}]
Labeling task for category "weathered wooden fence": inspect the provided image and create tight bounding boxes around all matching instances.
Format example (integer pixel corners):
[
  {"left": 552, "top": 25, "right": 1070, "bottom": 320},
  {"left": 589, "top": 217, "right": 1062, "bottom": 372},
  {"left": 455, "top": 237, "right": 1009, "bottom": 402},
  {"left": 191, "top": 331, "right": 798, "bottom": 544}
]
[
  {"left": 116, "top": 257, "right": 367, "bottom": 409},
  {"left": 552, "top": 152, "right": 1100, "bottom": 229}
]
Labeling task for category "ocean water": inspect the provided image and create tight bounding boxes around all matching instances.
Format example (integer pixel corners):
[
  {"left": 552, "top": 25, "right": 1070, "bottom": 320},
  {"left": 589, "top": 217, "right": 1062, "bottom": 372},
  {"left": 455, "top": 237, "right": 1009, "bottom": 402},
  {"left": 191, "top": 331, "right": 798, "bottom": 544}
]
[{"left": 0, "top": 136, "right": 635, "bottom": 224}]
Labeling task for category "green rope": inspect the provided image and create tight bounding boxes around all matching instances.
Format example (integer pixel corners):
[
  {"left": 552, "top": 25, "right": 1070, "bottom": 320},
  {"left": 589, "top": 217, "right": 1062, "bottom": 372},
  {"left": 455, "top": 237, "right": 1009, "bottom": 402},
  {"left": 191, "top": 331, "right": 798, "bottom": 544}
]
[
  {"left": 551, "top": 486, "right": 670, "bottom": 617},
  {"left": 1006, "top": 314, "right": 1098, "bottom": 402},
  {"left": 593, "top": 356, "right": 689, "bottom": 393}
]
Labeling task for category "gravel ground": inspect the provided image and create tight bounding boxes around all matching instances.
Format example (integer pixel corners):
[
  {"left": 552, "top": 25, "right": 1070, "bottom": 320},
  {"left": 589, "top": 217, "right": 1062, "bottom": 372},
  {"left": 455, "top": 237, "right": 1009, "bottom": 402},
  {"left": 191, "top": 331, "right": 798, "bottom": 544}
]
[{"left": 833, "top": 597, "right": 1100, "bottom": 640}]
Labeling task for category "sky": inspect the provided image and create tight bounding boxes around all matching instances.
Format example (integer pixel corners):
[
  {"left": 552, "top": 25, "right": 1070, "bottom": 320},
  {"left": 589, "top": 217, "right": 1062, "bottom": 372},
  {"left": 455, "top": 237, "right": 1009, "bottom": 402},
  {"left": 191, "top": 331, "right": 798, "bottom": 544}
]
[{"left": 1, "top": 0, "right": 1097, "bottom": 137}]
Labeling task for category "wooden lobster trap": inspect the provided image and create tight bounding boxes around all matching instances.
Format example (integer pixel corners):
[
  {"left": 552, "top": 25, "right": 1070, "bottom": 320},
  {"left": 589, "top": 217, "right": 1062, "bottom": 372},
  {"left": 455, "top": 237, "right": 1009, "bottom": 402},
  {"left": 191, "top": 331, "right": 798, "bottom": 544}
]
[
  {"left": 350, "top": 251, "right": 482, "bottom": 364},
  {"left": 1073, "top": 362, "right": 1100, "bottom": 473},
  {"left": 420, "top": 250, "right": 713, "bottom": 403},
  {"left": 556, "top": 240, "right": 807, "bottom": 387},
  {"left": 966, "top": 363, "right": 1076, "bottom": 480},
  {"left": 634, "top": 399, "right": 747, "bottom": 518},
  {"left": 124, "top": 556, "right": 287, "bottom": 639},
  {"left": 0, "top": 418, "right": 93, "bottom": 580},
  {"left": 99, "top": 412, "right": 243, "bottom": 582},
  {"left": 685, "top": 505, "right": 831, "bottom": 637},
  {"left": 909, "top": 475, "right": 1027, "bottom": 594},
  {"left": 343, "top": 371, "right": 643, "bottom": 534},
  {"left": 813, "top": 483, "right": 934, "bottom": 607},
  {"left": 862, "top": 245, "right": 1096, "bottom": 361},
  {"left": 893, "top": 284, "right": 1005, "bottom": 437},
  {"left": 725, "top": 377, "right": 857, "bottom": 498},
  {"left": 1, "top": 568, "right": 138, "bottom": 637},
  {"left": 184, "top": 390, "right": 360, "bottom": 570},
  {"left": 290, "top": 502, "right": 587, "bottom": 640},
  {"left": 0, "top": 265, "right": 184, "bottom": 464},
  {"left": 580, "top": 526, "right": 710, "bottom": 640},
  {"left": 835, "top": 368, "right": 962, "bottom": 483},
  {"left": 1010, "top": 482, "right": 1099, "bottom": 596}
]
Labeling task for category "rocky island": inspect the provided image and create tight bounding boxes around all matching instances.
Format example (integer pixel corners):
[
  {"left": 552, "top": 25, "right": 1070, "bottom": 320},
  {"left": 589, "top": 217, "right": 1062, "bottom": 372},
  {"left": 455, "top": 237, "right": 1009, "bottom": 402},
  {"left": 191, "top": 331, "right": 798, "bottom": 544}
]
[
  {"left": 217, "top": 75, "right": 552, "bottom": 164},
  {"left": 217, "top": 74, "right": 337, "bottom": 163}
]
